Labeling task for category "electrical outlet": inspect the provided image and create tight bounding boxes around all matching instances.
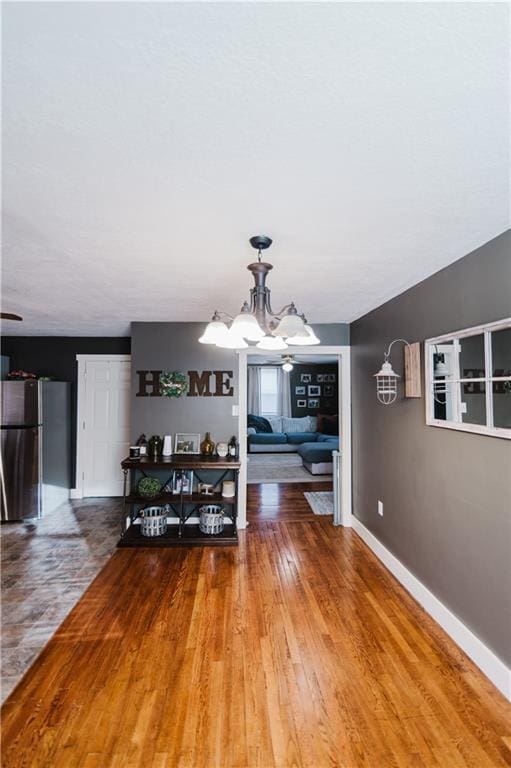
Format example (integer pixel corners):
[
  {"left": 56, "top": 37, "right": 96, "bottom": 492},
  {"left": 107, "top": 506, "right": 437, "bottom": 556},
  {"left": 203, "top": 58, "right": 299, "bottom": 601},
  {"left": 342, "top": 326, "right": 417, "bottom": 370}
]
[{"left": 378, "top": 500, "right": 384, "bottom": 517}]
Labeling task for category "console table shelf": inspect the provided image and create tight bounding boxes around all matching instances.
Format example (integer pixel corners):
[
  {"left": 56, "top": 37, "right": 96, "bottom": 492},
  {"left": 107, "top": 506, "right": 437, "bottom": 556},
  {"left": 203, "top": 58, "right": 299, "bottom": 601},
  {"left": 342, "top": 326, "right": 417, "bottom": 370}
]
[{"left": 119, "top": 455, "right": 240, "bottom": 548}]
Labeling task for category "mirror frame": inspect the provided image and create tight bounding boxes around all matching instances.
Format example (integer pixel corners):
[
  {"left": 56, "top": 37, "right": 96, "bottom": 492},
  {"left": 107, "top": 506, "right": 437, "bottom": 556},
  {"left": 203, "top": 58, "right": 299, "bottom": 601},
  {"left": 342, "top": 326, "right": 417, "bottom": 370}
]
[{"left": 425, "top": 317, "right": 511, "bottom": 440}]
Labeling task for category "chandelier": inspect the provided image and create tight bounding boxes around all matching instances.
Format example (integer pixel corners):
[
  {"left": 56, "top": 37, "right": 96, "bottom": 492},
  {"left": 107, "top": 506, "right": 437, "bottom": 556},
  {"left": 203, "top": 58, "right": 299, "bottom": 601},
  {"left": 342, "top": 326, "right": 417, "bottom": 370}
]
[{"left": 199, "top": 236, "right": 320, "bottom": 350}]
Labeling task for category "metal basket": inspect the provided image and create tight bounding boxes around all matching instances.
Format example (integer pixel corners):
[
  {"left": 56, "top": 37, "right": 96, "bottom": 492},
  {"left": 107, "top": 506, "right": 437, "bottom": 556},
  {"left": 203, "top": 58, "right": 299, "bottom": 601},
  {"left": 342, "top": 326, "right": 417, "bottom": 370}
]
[
  {"left": 140, "top": 506, "right": 167, "bottom": 537},
  {"left": 199, "top": 504, "right": 224, "bottom": 535}
]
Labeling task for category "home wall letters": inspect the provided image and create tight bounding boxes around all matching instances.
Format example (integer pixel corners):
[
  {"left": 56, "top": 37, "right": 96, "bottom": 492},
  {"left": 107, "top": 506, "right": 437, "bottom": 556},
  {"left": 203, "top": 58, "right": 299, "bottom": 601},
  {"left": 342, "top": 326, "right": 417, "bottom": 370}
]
[{"left": 136, "top": 370, "right": 234, "bottom": 398}]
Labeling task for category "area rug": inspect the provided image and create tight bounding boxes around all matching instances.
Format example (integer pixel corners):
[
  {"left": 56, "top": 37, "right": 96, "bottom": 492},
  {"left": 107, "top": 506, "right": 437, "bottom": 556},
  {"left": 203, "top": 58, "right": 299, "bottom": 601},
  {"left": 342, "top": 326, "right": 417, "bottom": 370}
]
[
  {"left": 247, "top": 453, "right": 332, "bottom": 484},
  {"left": 304, "top": 491, "right": 334, "bottom": 515}
]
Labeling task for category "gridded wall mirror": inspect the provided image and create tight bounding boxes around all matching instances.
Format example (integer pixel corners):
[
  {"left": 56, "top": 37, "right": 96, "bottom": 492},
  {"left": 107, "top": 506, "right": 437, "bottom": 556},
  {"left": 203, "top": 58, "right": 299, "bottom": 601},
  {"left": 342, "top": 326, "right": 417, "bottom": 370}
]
[{"left": 425, "top": 318, "right": 511, "bottom": 439}]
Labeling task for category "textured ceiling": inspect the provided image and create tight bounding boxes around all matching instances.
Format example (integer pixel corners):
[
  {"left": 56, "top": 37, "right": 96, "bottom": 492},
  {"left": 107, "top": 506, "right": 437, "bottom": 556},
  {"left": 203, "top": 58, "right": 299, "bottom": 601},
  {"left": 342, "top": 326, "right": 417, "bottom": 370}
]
[{"left": 2, "top": 2, "right": 509, "bottom": 336}]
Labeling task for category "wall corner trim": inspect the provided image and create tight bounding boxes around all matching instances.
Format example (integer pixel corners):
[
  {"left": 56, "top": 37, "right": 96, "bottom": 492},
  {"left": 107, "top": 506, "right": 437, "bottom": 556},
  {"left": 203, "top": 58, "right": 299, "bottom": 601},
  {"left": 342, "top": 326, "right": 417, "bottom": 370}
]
[{"left": 351, "top": 518, "right": 511, "bottom": 701}]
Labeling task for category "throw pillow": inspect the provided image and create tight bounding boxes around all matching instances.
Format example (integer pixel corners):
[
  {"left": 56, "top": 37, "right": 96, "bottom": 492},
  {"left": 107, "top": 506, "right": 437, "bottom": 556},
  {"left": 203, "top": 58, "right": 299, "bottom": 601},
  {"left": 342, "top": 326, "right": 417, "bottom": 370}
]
[
  {"left": 266, "top": 416, "right": 283, "bottom": 433},
  {"left": 282, "top": 416, "right": 312, "bottom": 433},
  {"left": 317, "top": 413, "right": 338, "bottom": 436}
]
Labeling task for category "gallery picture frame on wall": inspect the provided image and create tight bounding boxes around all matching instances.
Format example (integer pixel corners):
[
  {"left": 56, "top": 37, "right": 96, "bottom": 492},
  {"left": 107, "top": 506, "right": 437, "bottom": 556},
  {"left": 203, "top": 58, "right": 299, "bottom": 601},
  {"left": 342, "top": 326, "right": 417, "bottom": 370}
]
[
  {"left": 308, "top": 384, "right": 321, "bottom": 396},
  {"left": 174, "top": 433, "right": 201, "bottom": 454},
  {"left": 308, "top": 398, "right": 320, "bottom": 408},
  {"left": 297, "top": 399, "right": 307, "bottom": 408},
  {"left": 295, "top": 386, "right": 306, "bottom": 395},
  {"left": 324, "top": 384, "right": 334, "bottom": 397},
  {"left": 301, "top": 374, "right": 312, "bottom": 383}
]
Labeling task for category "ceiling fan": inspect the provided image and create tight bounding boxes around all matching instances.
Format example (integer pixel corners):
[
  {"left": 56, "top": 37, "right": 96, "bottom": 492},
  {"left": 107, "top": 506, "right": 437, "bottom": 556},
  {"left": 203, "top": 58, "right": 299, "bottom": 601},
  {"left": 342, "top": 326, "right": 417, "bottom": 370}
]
[{"left": 0, "top": 313, "right": 23, "bottom": 321}]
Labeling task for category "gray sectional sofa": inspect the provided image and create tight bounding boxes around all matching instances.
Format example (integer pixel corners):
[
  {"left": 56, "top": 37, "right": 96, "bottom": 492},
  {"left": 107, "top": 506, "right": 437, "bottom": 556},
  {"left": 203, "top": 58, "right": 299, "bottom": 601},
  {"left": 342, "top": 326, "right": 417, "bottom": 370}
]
[{"left": 248, "top": 415, "right": 339, "bottom": 474}]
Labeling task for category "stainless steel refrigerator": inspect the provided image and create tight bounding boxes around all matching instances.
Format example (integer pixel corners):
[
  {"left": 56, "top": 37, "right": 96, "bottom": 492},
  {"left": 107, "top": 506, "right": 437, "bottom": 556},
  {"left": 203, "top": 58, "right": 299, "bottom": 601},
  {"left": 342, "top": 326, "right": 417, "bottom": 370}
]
[{"left": 0, "top": 380, "right": 71, "bottom": 521}]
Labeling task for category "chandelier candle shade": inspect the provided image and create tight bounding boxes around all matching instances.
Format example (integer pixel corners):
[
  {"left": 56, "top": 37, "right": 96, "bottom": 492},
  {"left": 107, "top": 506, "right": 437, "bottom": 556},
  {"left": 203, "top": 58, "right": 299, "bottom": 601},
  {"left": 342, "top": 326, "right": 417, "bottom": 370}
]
[{"left": 199, "top": 236, "right": 320, "bottom": 349}]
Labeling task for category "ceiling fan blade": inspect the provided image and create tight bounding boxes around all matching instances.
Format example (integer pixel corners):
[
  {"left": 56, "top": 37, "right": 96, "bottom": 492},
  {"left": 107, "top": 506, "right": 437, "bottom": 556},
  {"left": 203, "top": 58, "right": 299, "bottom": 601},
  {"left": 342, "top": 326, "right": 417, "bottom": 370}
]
[{"left": 0, "top": 313, "right": 23, "bottom": 321}]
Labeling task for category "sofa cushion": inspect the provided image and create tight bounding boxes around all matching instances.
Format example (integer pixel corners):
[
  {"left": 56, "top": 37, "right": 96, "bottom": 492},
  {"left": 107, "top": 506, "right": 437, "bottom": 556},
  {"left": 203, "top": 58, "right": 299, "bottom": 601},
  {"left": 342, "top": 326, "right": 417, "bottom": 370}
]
[
  {"left": 249, "top": 432, "right": 287, "bottom": 445},
  {"left": 266, "top": 416, "right": 283, "bottom": 433},
  {"left": 317, "top": 434, "right": 338, "bottom": 442},
  {"left": 247, "top": 414, "right": 272, "bottom": 433},
  {"left": 286, "top": 431, "right": 318, "bottom": 445},
  {"left": 298, "top": 440, "right": 339, "bottom": 464}
]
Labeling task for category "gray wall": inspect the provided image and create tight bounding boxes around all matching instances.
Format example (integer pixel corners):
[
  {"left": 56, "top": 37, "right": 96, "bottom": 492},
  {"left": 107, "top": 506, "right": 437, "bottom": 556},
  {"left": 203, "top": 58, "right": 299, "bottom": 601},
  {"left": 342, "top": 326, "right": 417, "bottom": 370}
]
[
  {"left": 351, "top": 230, "right": 511, "bottom": 666},
  {"left": 131, "top": 322, "right": 349, "bottom": 445},
  {"left": 131, "top": 322, "right": 238, "bottom": 445}
]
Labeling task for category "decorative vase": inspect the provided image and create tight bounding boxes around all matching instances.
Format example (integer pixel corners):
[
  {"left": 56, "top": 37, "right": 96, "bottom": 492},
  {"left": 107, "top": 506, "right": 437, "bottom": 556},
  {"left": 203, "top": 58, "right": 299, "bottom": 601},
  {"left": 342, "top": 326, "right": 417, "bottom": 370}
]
[
  {"left": 216, "top": 442, "right": 228, "bottom": 458},
  {"left": 148, "top": 435, "right": 162, "bottom": 459},
  {"left": 201, "top": 432, "right": 215, "bottom": 456}
]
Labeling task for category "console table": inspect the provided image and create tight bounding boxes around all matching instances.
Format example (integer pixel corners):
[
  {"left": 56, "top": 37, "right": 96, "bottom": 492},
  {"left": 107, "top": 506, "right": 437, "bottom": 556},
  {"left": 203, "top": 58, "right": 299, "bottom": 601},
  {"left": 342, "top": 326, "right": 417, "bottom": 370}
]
[{"left": 118, "top": 455, "right": 240, "bottom": 547}]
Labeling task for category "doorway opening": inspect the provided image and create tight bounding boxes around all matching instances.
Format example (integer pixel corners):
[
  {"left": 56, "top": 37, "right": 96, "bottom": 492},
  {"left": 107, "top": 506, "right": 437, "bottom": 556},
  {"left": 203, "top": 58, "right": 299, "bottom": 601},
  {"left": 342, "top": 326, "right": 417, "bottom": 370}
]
[{"left": 237, "top": 346, "right": 351, "bottom": 528}]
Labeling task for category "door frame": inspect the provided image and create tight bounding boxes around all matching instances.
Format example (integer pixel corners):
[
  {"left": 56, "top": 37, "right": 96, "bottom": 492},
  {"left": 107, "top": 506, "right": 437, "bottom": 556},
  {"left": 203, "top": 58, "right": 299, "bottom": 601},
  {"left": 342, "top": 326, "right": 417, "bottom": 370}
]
[
  {"left": 73, "top": 354, "right": 131, "bottom": 500},
  {"left": 237, "top": 345, "right": 352, "bottom": 528}
]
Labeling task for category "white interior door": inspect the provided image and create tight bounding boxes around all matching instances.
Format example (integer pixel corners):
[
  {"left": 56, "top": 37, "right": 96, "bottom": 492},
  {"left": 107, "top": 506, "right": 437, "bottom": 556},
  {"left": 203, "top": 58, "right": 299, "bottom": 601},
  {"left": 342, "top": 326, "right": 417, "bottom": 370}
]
[{"left": 83, "top": 359, "right": 130, "bottom": 497}]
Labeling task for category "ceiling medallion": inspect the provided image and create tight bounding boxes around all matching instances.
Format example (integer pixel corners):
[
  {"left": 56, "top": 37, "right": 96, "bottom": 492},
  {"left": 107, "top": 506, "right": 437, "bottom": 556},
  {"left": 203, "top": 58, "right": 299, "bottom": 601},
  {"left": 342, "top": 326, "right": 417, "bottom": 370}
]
[{"left": 199, "top": 236, "right": 320, "bottom": 350}]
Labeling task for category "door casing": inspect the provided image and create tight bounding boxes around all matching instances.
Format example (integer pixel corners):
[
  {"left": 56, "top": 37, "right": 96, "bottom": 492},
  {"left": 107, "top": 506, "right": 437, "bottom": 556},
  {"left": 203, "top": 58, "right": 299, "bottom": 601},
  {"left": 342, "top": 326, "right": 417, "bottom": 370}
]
[{"left": 237, "top": 345, "right": 352, "bottom": 528}]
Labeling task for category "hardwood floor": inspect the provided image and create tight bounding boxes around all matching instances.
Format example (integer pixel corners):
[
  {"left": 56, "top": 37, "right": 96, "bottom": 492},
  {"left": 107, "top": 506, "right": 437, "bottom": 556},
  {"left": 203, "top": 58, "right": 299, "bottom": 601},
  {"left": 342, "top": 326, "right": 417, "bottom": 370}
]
[{"left": 2, "top": 484, "right": 510, "bottom": 767}]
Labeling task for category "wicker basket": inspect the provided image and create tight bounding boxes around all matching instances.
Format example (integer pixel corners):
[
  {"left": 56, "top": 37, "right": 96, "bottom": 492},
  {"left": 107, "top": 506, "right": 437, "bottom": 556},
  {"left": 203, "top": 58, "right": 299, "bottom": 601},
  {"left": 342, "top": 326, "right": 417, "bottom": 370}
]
[
  {"left": 140, "top": 506, "right": 167, "bottom": 537},
  {"left": 199, "top": 504, "right": 224, "bottom": 535}
]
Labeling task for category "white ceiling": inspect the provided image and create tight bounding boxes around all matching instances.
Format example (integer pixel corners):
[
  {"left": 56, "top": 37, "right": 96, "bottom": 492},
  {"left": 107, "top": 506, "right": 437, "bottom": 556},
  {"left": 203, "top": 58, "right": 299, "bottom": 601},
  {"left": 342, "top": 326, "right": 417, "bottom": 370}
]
[{"left": 2, "top": 2, "right": 509, "bottom": 337}]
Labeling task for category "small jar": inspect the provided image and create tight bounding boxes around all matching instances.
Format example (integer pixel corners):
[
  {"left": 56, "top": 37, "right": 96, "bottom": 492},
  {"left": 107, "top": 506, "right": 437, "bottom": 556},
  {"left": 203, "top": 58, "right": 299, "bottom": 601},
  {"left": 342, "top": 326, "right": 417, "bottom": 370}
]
[
  {"left": 216, "top": 442, "right": 228, "bottom": 458},
  {"left": 222, "top": 481, "right": 235, "bottom": 498}
]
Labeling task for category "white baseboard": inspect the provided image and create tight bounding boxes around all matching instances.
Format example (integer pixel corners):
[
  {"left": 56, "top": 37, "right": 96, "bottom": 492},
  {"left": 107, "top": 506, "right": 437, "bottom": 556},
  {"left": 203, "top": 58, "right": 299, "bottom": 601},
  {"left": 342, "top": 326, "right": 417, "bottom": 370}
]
[
  {"left": 69, "top": 488, "right": 83, "bottom": 500},
  {"left": 351, "top": 518, "right": 511, "bottom": 701}
]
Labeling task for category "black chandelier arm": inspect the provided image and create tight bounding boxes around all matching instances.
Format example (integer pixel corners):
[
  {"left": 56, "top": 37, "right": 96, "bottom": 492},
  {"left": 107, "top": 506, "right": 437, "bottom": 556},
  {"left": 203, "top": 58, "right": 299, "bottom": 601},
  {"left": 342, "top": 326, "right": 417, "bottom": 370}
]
[
  {"left": 213, "top": 310, "right": 234, "bottom": 322},
  {"left": 265, "top": 299, "right": 296, "bottom": 319}
]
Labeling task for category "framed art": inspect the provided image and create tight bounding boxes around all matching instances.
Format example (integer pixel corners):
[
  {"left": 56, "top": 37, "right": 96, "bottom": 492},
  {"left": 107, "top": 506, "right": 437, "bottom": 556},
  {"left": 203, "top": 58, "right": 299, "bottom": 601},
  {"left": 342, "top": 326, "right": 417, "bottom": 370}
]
[
  {"left": 297, "top": 399, "right": 307, "bottom": 408},
  {"left": 301, "top": 374, "right": 312, "bottom": 383},
  {"left": 308, "top": 398, "right": 320, "bottom": 408},
  {"left": 316, "top": 374, "right": 325, "bottom": 382},
  {"left": 308, "top": 385, "right": 321, "bottom": 396},
  {"left": 172, "top": 469, "right": 194, "bottom": 495},
  {"left": 324, "top": 384, "right": 333, "bottom": 397},
  {"left": 295, "top": 386, "right": 306, "bottom": 395},
  {"left": 174, "top": 433, "right": 200, "bottom": 454}
]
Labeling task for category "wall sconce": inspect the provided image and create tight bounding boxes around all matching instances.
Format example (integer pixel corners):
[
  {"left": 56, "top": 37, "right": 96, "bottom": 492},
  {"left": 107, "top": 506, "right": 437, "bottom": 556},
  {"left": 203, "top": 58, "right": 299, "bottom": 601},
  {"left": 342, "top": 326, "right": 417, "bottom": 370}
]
[{"left": 374, "top": 339, "right": 421, "bottom": 405}]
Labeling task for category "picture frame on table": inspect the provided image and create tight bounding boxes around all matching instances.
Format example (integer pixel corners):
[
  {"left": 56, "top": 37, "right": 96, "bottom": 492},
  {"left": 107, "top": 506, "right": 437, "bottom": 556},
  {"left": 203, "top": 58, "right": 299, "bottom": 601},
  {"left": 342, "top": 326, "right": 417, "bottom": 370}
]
[
  {"left": 308, "top": 398, "right": 320, "bottom": 408},
  {"left": 172, "top": 469, "right": 194, "bottom": 495},
  {"left": 308, "top": 384, "right": 321, "bottom": 396},
  {"left": 295, "top": 386, "right": 306, "bottom": 395},
  {"left": 297, "top": 399, "right": 307, "bottom": 408},
  {"left": 300, "top": 374, "right": 312, "bottom": 383},
  {"left": 174, "top": 433, "right": 200, "bottom": 454}
]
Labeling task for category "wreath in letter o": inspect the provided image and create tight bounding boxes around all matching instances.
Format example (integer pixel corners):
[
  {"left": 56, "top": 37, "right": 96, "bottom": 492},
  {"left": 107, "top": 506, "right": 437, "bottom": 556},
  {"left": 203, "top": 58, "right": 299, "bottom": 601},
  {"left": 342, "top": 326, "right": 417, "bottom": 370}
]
[{"left": 159, "top": 371, "right": 189, "bottom": 398}]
